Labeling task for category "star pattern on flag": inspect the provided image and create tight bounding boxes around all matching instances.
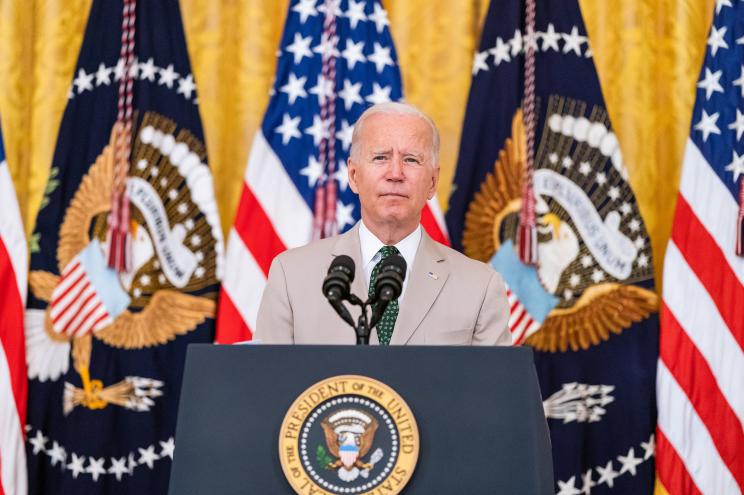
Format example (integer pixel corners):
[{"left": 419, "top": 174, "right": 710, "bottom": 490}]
[
  {"left": 695, "top": 110, "right": 721, "bottom": 142},
  {"left": 280, "top": 73, "right": 309, "bottom": 104},
  {"left": 292, "top": 0, "right": 318, "bottom": 23},
  {"left": 67, "top": 58, "right": 196, "bottom": 103},
  {"left": 690, "top": 1, "right": 744, "bottom": 193},
  {"left": 26, "top": 426, "right": 176, "bottom": 483},
  {"left": 472, "top": 25, "right": 594, "bottom": 75},
  {"left": 263, "top": 0, "right": 404, "bottom": 232},
  {"left": 697, "top": 67, "right": 724, "bottom": 100},
  {"left": 67, "top": 453, "right": 86, "bottom": 479}
]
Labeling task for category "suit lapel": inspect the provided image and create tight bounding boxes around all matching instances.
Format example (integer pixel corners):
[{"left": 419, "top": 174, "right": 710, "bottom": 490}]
[{"left": 390, "top": 232, "right": 449, "bottom": 345}]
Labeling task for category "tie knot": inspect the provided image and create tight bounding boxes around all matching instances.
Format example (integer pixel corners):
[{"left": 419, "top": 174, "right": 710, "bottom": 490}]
[{"left": 378, "top": 245, "right": 399, "bottom": 259}]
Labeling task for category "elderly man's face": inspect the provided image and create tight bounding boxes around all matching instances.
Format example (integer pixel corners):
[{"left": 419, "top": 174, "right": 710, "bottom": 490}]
[{"left": 348, "top": 113, "right": 439, "bottom": 231}]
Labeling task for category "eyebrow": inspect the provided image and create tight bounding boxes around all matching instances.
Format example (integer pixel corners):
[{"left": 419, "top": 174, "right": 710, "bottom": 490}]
[{"left": 368, "top": 149, "right": 424, "bottom": 159}]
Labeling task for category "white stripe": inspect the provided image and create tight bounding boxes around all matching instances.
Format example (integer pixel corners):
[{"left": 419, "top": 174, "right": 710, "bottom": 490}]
[
  {"left": 663, "top": 241, "right": 744, "bottom": 425},
  {"left": 65, "top": 292, "right": 102, "bottom": 337},
  {"left": 245, "top": 131, "right": 313, "bottom": 249},
  {"left": 92, "top": 313, "right": 113, "bottom": 333},
  {"left": 76, "top": 305, "right": 109, "bottom": 336},
  {"left": 49, "top": 276, "right": 88, "bottom": 321},
  {"left": 50, "top": 276, "right": 89, "bottom": 323},
  {"left": 52, "top": 284, "right": 94, "bottom": 334},
  {"left": 508, "top": 304, "right": 525, "bottom": 326},
  {"left": 514, "top": 314, "right": 535, "bottom": 338},
  {"left": 510, "top": 307, "right": 529, "bottom": 333},
  {"left": 222, "top": 229, "right": 266, "bottom": 331},
  {"left": 510, "top": 320, "right": 528, "bottom": 344},
  {"left": 523, "top": 320, "right": 541, "bottom": 341},
  {"left": 0, "top": 162, "right": 27, "bottom": 305},
  {"left": 679, "top": 139, "right": 744, "bottom": 284},
  {"left": 426, "top": 196, "right": 449, "bottom": 237},
  {"left": 0, "top": 343, "right": 28, "bottom": 495},
  {"left": 657, "top": 360, "right": 740, "bottom": 495},
  {"left": 49, "top": 263, "right": 85, "bottom": 317},
  {"left": 53, "top": 259, "right": 82, "bottom": 289},
  {"left": 70, "top": 301, "right": 105, "bottom": 337}
]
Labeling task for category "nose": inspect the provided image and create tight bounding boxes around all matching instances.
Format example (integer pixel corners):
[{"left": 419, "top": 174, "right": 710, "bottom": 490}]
[{"left": 386, "top": 154, "right": 404, "bottom": 181}]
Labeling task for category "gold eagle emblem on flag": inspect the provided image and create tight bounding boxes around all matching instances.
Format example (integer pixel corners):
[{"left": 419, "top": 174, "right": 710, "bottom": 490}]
[
  {"left": 27, "top": 112, "right": 222, "bottom": 414},
  {"left": 463, "top": 97, "right": 658, "bottom": 352}
]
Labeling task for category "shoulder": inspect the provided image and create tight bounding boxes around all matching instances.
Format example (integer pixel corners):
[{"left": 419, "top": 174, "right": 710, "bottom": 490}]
[
  {"left": 431, "top": 240, "right": 500, "bottom": 284},
  {"left": 276, "top": 223, "right": 359, "bottom": 268},
  {"left": 275, "top": 236, "right": 337, "bottom": 265}
]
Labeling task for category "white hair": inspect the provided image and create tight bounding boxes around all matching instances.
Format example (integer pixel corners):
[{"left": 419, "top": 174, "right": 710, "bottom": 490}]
[{"left": 349, "top": 102, "right": 440, "bottom": 166}]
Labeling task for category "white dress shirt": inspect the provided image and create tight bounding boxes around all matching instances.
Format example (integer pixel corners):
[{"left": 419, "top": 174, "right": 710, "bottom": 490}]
[{"left": 358, "top": 220, "right": 421, "bottom": 305}]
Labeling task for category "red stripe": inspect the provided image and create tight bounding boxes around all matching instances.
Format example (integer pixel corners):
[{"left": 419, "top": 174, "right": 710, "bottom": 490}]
[
  {"left": 672, "top": 194, "right": 744, "bottom": 350},
  {"left": 62, "top": 259, "right": 81, "bottom": 277},
  {"left": 420, "top": 205, "right": 449, "bottom": 246},
  {"left": 234, "top": 183, "right": 286, "bottom": 276},
  {"left": 0, "top": 238, "right": 26, "bottom": 439},
  {"left": 656, "top": 428, "right": 703, "bottom": 495},
  {"left": 660, "top": 303, "right": 744, "bottom": 487},
  {"left": 73, "top": 301, "right": 105, "bottom": 337},
  {"left": 511, "top": 307, "right": 527, "bottom": 331},
  {"left": 52, "top": 280, "right": 90, "bottom": 325},
  {"left": 61, "top": 290, "right": 97, "bottom": 335},
  {"left": 52, "top": 263, "right": 84, "bottom": 304},
  {"left": 88, "top": 312, "right": 110, "bottom": 332},
  {"left": 215, "top": 288, "right": 253, "bottom": 344},
  {"left": 513, "top": 320, "right": 533, "bottom": 346},
  {"left": 509, "top": 299, "right": 519, "bottom": 313},
  {"left": 50, "top": 268, "right": 86, "bottom": 315},
  {"left": 513, "top": 323, "right": 531, "bottom": 346}
]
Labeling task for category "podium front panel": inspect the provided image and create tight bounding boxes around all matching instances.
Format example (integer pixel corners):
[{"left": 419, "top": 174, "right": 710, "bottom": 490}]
[{"left": 169, "top": 345, "right": 552, "bottom": 494}]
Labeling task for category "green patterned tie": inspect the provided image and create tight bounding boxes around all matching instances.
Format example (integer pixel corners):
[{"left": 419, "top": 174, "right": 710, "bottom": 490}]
[{"left": 368, "top": 245, "right": 400, "bottom": 345}]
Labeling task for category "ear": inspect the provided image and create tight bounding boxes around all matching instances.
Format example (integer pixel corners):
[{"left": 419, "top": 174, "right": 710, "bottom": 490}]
[
  {"left": 427, "top": 166, "right": 440, "bottom": 200},
  {"left": 348, "top": 158, "right": 360, "bottom": 194}
]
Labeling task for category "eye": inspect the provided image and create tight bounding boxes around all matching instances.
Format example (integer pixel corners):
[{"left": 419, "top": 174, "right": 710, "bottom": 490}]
[
  {"left": 404, "top": 156, "right": 421, "bottom": 165},
  {"left": 373, "top": 155, "right": 387, "bottom": 161}
]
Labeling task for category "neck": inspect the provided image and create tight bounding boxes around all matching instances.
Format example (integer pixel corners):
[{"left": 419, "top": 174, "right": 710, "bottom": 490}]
[{"left": 363, "top": 217, "right": 419, "bottom": 245}]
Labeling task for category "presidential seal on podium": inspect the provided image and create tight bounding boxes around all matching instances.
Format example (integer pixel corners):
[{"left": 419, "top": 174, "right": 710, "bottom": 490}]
[{"left": 279, "top": 375, "right": 419, "bottom": 495}]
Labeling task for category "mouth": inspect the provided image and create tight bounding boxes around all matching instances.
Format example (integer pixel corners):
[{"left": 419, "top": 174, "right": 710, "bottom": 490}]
[{"left": 379, "top": 192, "right": 408, "bottom": 198}]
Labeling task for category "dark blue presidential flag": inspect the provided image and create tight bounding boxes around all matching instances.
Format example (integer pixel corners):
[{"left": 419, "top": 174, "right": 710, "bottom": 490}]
[
  {"left": 447, "top": 0, "right": 659, "bottom": 493},
  {"left": 25, "top": 1, "right": 222, "bottom": 493}
]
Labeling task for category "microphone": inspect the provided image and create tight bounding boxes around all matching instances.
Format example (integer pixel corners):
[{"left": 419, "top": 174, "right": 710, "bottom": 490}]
[
  {"left": 323, "top": 255, "right": 355, "bottom": 301},
  {"left": 322, "top": 255, "right": 356, "bottom": 327},
  {"left": 369, "top": 254, "right": 407, "bottom": 328}
]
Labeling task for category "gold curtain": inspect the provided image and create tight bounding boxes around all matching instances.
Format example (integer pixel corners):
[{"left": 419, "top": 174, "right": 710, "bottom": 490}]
[{"left": 0, "top": 0, "right": 713, "bottom": 293}]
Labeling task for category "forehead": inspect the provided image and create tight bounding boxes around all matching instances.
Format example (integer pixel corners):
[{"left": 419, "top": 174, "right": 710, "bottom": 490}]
[{"left": 357, "top": 113, "right": 432, "bottom": 150}]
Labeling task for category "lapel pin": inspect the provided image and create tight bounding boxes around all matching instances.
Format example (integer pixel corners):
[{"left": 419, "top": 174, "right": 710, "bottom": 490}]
[{"left": 427, "top": 271, "right": 438, "bottom": 280}]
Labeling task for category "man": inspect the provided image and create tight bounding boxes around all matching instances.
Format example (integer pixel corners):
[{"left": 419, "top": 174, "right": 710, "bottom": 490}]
[{"left": 255, "top": 102, "right": 511, "bottom": 345}]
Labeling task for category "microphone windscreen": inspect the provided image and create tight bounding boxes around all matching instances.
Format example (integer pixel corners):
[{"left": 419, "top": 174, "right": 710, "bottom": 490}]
[
  {"left": 329, "top": 255, "right": 356, "bottom": 282},
  {"left": 381, "top": 254, "right": 406, "bottom": 278}
]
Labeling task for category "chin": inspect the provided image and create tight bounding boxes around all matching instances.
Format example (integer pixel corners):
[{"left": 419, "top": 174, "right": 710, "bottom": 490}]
[{"left": 378, "top": 210, "right": 414, "bottom": 226}]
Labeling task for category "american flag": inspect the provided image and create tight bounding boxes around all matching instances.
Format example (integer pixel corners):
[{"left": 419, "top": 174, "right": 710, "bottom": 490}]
[
  {"left": 656, "top": 1, "right": 744, "bottom": 493},
  {"left": 0, "top": 126, "right": 28, "bottom": 495},
  {"left": 216, "top": 0, "right": 448, "bottom": 343}
]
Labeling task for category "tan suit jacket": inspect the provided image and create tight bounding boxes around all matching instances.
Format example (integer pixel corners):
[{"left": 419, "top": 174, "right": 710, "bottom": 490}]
[{"left": 255, "top": 223, "right": 511, "bottom": 345}]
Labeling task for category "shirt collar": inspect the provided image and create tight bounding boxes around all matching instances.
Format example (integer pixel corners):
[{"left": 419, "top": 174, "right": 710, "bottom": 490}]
[{"left": 359, "top": 220, "right": 421, "bottom": 270}]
